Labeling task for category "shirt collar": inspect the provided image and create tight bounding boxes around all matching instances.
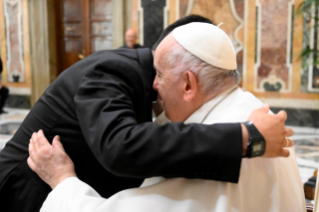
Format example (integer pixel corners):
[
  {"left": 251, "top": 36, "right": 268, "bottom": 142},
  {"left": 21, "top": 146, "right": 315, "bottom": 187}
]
[{"left": 184, "top": 85, "right": 238, "bottom": 124}]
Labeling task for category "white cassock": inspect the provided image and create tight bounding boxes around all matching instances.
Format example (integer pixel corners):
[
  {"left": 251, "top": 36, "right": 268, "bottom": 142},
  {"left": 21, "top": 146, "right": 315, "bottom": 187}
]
[{"left": 41, "top": 86, "right": 306, "bottom": 212}]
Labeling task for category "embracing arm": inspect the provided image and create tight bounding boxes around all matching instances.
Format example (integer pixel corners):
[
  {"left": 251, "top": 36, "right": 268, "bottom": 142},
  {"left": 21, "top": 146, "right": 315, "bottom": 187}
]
[
  {"left": 75, "top": 71, "right": 242, "bottom": 182},
  {"left": 74, "top": 70, "right": 293, "bottom": 183}
]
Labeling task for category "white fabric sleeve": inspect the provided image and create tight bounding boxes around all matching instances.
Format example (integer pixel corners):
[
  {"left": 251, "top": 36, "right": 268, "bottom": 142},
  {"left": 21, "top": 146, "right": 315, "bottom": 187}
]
[{"left": 40, "top": 177, "right": 107, "bottom": 212}]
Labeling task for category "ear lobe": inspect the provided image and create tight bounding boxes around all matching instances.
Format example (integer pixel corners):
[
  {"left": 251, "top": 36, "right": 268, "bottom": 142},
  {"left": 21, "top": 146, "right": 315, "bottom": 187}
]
[{"left": 183, "top": 71, "right": 197, "bottom": 101}]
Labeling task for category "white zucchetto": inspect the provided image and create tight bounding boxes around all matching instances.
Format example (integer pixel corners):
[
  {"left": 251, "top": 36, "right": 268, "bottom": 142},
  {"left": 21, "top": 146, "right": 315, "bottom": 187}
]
[{"left": 172, "top": 22, "right": 237, "bottom": 70}]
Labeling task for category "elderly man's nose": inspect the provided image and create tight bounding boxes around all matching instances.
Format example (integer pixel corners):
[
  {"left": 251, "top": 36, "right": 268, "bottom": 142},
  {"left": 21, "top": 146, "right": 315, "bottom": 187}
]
[{"left": 153, "top": 76, "right": 159, "bottom": 90}]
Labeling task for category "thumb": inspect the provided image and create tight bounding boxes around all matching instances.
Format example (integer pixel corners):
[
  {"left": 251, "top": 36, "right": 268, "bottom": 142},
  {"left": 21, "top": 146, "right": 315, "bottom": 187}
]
[
  {"left": 262, "top": 103, "right": 270, "bottom": 113},
  {"left": 52, "top": 136, "right": 65, "bottom": 152}
]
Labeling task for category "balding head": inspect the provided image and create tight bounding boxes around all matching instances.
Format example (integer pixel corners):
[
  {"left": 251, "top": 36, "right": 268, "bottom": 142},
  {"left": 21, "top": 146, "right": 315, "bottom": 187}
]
[{"left": 125, "top": 29, "right": 137, "bottom": 49}]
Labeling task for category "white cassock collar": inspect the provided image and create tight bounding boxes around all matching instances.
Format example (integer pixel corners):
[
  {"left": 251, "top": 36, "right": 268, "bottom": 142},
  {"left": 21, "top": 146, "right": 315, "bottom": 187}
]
[{"left": 184, "top": 85, "right": 238, "bottom": 125}]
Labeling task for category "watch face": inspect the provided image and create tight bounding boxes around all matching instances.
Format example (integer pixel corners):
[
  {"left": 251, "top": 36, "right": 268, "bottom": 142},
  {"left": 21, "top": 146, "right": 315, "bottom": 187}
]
[
  {"left": 251, "top": 141, "right": 265, "bottom": 157},
  {"left": 253, "top": 143, "right": 262, "bottom": 152}
]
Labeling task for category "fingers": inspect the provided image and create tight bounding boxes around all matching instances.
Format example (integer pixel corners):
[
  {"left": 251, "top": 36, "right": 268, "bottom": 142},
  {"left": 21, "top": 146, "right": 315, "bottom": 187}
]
[
  {"left": 29, "top": 135, "right": 39, "bottom": 162},
  {"left": 284, "top": 138, "right": 294, "bottom": 148},
  {"left": 277, "top": 110, "right": 287, "bottom": 122},
  {"left": 279, "top": 148, "right": 290, "bottom": 157},
  {"left": 29, "top": 139, "right": 34, "bottom": 155},
  {"left": 28, "top": 157, "right": 36, "bottom": 171},
  {"left": 29, "top": 141, "right": 34, "bottom": 159},
  {"left": 29, "top": 135, "right": 43, "bottom": 168},
  {"left": 262, "top": 103, "right": 270, "bottom": 112},
  {"left": 255, "top": 105, "right": 269, "bottom": 114},
  {"left": 52, "top": 136, "right": 65, "bottom": 152},
  {"left": 286, "top": 138, "right": 294, "bottom": 147},
  {"left": 37, "top": 130, "right": 48, "bottom": 147},
  {"left": 273, "top": 138, "right": 294, "bottom": 158},
  {"left": 284, "top": 127, "right": 294, "bottom": 137},
  {"left": 31, "top": 132, "right": 39, "bottom": 149},
  {"left": 36, "top": 130, "right": 53, "bottom": 157},
  {"left": 29, "top": 130, "right": 51, "bottom": 165},
  {"left": 27, "top": 156, "right": 36, "bottom": 171}
]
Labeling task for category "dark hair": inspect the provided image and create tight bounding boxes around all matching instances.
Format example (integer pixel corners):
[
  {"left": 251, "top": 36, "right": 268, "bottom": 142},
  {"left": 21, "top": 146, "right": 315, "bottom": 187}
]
[{"left": 152, "top": 15, "right": 214, "bottom": 50}]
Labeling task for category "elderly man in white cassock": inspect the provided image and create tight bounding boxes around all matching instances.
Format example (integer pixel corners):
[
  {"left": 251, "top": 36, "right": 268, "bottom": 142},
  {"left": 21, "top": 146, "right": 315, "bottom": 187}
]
[{"left": 29, "top": 23, "right": 305, "bottom": 212}]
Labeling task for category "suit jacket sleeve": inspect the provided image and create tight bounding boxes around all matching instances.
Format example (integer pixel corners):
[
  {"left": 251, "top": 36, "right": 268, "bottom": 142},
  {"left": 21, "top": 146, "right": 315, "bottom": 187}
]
[{"left": 74, "top": 68, "right": 243, "bottom": 183}]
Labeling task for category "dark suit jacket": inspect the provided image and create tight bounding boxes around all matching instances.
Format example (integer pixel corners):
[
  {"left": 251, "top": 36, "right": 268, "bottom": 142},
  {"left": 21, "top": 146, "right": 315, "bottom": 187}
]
[
  {"left": 0, "top": 48, "right": 242, "bottom": 212},
  {"left": 120, "top": 44, "right": 145, "bottom": 49}
]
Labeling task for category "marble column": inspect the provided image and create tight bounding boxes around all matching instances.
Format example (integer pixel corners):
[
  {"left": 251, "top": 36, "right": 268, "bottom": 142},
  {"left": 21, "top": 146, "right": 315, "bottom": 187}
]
[
  {"left": 3, "top": 0, "right": 25, "bottom": 83},
  {"left": 28, "top": 0, "right": 55, "bottom": 106},
  {"left": 305, "top": 4, "right": 319, "bottom": 92},
  {"left": 0, "top": 0, "right": 32, "bottom": 108},
  {"left": 140, "top": 0, "right": 167, "bottom": 48},
  {"left": 254, "top": 0, "right": 294, "bottom": 92},
  {"left": 112, "top": 0, "right": 125, "bottom": 48}
]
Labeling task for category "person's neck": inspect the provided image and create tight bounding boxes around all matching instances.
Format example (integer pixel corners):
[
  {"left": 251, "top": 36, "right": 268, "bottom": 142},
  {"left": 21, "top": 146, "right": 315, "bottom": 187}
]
[
  {"left": 172, "top": 94, "right": 207, "bottom": 122},
  {"left": 202, "top": 85, "right": 238, "bottom": 105},
  {"left": 178, "top": 85, "right": 237, "bottom": 122}
]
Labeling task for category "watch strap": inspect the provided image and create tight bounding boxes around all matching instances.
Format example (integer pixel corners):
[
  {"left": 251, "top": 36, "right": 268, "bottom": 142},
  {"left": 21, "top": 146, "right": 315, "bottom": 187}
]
[{"left": 243, "top": 121, "right": 266, "bottom": 158}]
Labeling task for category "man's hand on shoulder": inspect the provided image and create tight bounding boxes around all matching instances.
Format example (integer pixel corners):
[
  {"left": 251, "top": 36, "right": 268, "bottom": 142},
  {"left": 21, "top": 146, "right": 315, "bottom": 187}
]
[
  {"left": 245, "top": 103, "right": 294, "bottom": 158},
  {"left": 27, "top": 130, "right": 76, "bottom": 189}
]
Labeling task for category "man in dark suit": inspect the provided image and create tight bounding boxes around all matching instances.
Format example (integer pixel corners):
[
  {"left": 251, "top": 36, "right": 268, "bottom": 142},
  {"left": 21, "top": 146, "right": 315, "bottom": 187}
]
[
  {"left": 120, "top": 29, "right": 144, "bottom": 49},
  {"left": 0, "top": 17, "right": 292, "bottom": 212}
]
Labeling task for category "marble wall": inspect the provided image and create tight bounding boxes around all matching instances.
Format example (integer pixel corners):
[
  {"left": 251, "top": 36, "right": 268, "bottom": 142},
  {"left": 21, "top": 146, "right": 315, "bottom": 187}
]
[
  {"left": 302, "top": 3, "right": 319, "bottom": 92},
  {"left": 1, "top": 0, "right": 318, "bottom": 118},
  {"left": 0, "top": 0, "right": 33, "bottom": 108},
  {"left": 0, "top": 0, "right": 58, "bottom": 108},
  {"left": 0, "top": 0, "right": 32, "bottom": 96},
  {"left": 255, "top": 0, "right": 293, "bottom": 92},
  {"left": 186, "top": 0, "right": 245, "bottom": 86},
  {"left": 132, "top": 0, "right": 319, "bottom": 127},
  {"left": 3, "top": 0, "right": 25, "bottom": 83}
]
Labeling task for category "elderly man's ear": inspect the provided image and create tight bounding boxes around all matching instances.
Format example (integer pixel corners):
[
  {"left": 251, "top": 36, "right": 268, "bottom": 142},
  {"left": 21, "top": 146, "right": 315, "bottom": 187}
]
[{"left": 182, "top": 71, "right": 198, "bottom": 102}]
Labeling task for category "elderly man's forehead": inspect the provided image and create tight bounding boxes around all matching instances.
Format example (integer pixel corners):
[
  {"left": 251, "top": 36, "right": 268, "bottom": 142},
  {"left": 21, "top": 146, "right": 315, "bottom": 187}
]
[
  {"left": 155, "top": 34, "right": 176, "bottom": 62},
  {"left": 126, "top": 29, "right": 136, "bottom": 36},
  {"left": 156, "top": 33, "right": 174, "bottom": 51}
]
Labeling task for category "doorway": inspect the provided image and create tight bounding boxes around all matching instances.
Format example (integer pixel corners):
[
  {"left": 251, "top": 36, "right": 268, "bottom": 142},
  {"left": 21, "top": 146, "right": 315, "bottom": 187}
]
[{"left": 55, "top": 0, "right": 113, "bottom": 75}]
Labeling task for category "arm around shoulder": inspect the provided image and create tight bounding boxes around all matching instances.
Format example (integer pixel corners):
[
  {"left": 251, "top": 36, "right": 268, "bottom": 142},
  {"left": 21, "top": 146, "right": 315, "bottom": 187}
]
[{"left": 75, "top": 69, "right": 243, "bottom": 182}]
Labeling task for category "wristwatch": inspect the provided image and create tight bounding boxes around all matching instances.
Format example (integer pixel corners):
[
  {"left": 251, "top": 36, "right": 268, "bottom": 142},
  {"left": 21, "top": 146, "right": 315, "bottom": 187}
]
[{"left": 243, "top": 121, "right": 266, "bottom": 158}]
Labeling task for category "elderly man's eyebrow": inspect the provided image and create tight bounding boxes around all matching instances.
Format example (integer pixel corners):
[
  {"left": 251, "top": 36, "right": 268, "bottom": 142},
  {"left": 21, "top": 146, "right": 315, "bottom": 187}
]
[
  {"left": 155, "top": 69, "right": 162, "bottom": 77},
  {"left": 153, "top": 66, "right": 162, "bottom": 76}
]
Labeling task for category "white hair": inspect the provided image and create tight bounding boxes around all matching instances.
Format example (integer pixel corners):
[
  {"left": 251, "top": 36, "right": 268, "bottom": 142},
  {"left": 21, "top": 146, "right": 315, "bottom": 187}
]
[{"left": 165, "top": 42, "right": 241, "bottom": 95}]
